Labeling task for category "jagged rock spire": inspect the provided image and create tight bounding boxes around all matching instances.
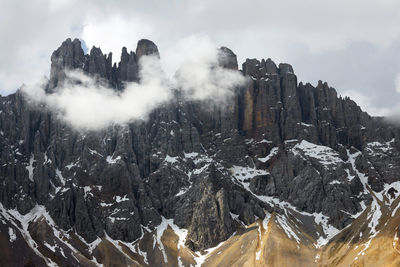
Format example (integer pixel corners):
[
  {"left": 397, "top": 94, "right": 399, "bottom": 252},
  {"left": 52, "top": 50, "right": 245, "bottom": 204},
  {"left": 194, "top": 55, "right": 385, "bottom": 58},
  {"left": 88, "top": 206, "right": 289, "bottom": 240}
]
[
  {"left": 218, "top": 46, "right": 238, "bottom": 70},
  {"left": 264, "top": 58, "right": 278, "bottom": 74},
  {"left": 135, "top": 39, "right": 159, "bottom": 60},
  {"left": 117, "top": 47, "right": 138, "bottom": 83},
  {"left": 279, "top": 63, "right": 294, "bottom": 74},
  {"left": 88, "top": 46, "right": 108, "bottom": 79},
  {"left": 48, "top": 38, "right": 163, "bottom": 91},
  {"left": 49, "top": 38, "right": 85, "bottom": 89}
]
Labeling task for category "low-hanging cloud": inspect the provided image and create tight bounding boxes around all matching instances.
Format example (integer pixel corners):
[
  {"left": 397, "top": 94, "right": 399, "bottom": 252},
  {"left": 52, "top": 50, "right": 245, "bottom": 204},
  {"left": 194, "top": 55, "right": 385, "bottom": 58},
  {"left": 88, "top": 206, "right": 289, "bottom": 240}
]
[
  {"left": 395, "top": 73, "right": 400, "bottom": 94},
  {"left": 380, "top": 73, "right": 400, "bottom": 123},
  {"left": 22, "top": 37, "right": 246, "bottom": 131},
  {"left": 169, "top": 35, "right": 245, "bottom": 101}
]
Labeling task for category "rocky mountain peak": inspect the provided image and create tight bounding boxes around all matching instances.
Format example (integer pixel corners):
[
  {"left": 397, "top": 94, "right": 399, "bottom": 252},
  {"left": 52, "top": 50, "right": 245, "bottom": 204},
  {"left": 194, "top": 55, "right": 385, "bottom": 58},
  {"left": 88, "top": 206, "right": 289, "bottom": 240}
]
[
  {"left": 278, "top": 63, "right": 294, "bottom": 74},
  {"left": 262, "top": 58, "right": 278, "bottom": 74},
  {"left": 48, "top": 38, "right": 158, "bottom": 90},
  {"left": 49, "top": 38, "right": 85, "bottom": 89},
  {"left": 218, "top": 46, "right": 238, "bottom": 70},
  {"left": 117, "top": 46, "right": 138, "bottom": 84},
  {"left": 87, "top": 46, "right": 109, "bottom": 79},
  {"left": 242, "top": 57, "right": 283, "bottom": 78},
  {"left": 120, "top": 47, "right": 130, "bottom": 63},
  {"left": 135, "top": 39, "right": 159, "bottom": 60}
]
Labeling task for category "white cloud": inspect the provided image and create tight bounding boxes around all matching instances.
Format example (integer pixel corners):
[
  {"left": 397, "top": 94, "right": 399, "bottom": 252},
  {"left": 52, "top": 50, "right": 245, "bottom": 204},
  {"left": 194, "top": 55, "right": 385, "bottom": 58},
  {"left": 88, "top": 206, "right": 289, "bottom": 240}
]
[
  {"left": 395, "top": 73, "right": 400, "bottom": 94},
  {"left": 342, "top": 90, "right": 393, "bottom": 117},
  {"left": 23, "top": 56, "right": 169, "bottom": 130},
  {"left": 164, "top": 35, "right": 245, "bottom": 100},
  {"left": 81, "top": 15, "right": 154, "bottom": 61}
]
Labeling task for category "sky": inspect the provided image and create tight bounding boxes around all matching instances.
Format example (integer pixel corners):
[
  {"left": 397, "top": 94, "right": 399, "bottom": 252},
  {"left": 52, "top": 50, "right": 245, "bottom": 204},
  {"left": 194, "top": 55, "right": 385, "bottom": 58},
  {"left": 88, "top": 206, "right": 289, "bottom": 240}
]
[{"left": 2, "top": 0, "right": 400, "bottom": 117}]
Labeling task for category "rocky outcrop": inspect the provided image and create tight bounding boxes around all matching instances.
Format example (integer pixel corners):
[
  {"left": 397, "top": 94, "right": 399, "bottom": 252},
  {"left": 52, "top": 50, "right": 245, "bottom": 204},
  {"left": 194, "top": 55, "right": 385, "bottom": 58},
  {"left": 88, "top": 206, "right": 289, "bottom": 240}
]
[
  {"left": 48, "top": 38, "right": 157, "bottom": 91},
  {"left": 49, "top": 38, "right": 85, "bottom": 89},
  {"left": 117, "top": 47, "right": 138, "bottom": 84},
  {"left": 136, "top": 39, "right": 159, "bottom": 60},
  {"left": 218, "top": 47, "right": 238, "bottom": 70}
]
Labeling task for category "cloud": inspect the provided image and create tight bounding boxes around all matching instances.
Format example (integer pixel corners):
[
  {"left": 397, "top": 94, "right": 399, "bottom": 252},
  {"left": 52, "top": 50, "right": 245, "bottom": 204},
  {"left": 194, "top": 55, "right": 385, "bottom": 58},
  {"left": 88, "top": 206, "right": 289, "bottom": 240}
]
[
  {"left": 342, "top": 90, "right": 393, "bottom": 117},
  {"left": 166, "top": 35, "right": 244, "bottom": 101},
  {"left": 81, "top": 15, "right": 154, "bottom": 61},
  {"left": 395, "top": 73, "right": 400, "bottom": 94},
  {"left": 21, "top": 38, "right": 245, "bottom": 131},
  {"left": 290, "top": 40, "right": 400, "bottom": 118},
  {"left": 342, "top": 86, "right": 400, "bottom": 123}
]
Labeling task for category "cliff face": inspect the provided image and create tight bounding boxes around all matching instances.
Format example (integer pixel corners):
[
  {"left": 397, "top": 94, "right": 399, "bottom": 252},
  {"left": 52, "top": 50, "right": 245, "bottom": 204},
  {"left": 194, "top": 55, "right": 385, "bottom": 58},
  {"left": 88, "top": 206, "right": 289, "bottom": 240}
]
[{"left": 0, "top": 38, "right": 400, "bottom": 266}]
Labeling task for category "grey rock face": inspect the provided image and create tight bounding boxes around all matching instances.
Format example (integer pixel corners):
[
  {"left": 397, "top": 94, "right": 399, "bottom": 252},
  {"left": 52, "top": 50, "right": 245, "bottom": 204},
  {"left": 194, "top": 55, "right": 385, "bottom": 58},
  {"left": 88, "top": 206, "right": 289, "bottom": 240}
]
[
  {"left": 218, "top": 47, "right": 238, "bottom": 70},
  {"left": 48, "top": 38, "right": 151, "bottom": 91},
  {"left": 88, "top": 46, "right": 108, "bottom": 79},
  {"left": 49, "top": 38, "right": 85, "bottom": 89},
  {"left": 185, "top": 178, "right": 234, "bottom": 250},
  {"left": 117, "top": 47, "right": 138, "bottom": 85},
  {"left": 135, "top": 39, "right": 159, "bottom": 60},
  {"left": 264, "top": 58, "right": 278, "bottom": 74},
  {"left": 0, "top": 38, "right": 399, "bottom": 263},
  {"left": 279, "top": 63, "right": 294, "bottom": 74}
]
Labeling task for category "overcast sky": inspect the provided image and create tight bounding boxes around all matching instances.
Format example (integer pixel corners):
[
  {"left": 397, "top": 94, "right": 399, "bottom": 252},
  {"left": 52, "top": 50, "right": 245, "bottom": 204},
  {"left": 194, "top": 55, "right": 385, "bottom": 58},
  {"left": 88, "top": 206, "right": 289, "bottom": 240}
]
[{"left": 2, "top": 0, "right": 400, "bottom": 116}]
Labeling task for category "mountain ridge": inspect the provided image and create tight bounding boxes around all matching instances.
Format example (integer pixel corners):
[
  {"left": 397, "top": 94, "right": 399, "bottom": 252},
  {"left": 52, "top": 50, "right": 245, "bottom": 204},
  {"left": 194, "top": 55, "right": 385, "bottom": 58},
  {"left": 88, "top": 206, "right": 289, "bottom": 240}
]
[{"left": 0, "top": 38, "right": 399, "bottom": 266}]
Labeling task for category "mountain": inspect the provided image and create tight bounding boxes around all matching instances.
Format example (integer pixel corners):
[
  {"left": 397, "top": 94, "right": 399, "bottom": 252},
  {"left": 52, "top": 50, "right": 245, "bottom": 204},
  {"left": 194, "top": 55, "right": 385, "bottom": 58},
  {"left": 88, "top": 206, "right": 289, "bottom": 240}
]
[{"left": 0, "top": 38, "right": 400, "bottom": 267}]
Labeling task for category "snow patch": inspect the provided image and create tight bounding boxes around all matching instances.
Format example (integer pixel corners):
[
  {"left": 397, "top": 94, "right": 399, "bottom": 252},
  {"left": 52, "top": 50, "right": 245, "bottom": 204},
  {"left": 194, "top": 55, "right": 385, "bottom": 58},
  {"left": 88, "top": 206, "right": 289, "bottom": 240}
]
[
  {"left": 26, "top": 155, "right": 35, "bottom": 182},
  {"left": 155, "top": 216, "right": 188, "bottom": 263},
  {"left": 176, "top": 188, "right": 188, "bottom": 197},
  {"left": 56, "top": 169, "right": 66, "bottom": 186},
  {"left": 298, "top": 122, "right": 313, "bottom": 127},
  {"left": 164, "top": 155, "right": 178, "bottom": 164},
  {"left": 83, "top": 186, "right": 93, "bottom": 199},
  {"left": 284, "top": 139, "right": 298, "bottom": 144},
  {"left": 292, "top": 140, "right": 342, "bottom": 168},
  {"left": 367, "top": 199, "right": 381, "bottom": 238},
  {"left": 194, "top": 231, "right": 236, "bottom": 267},
  {"left": 8, "top": 227, "right": 16, "bottom": 242},
  {"left": 256, "top": 214, "right": 270, "bottom": 261},
  {"left": 258, "top": 147, "right": 279, "bottom": 163},
  {"left": 313, "top": 212, "right": 340, "bottom": 248},
  {"left": 276, "top": 214, "right": 301, "bottom": 244},
  {"left": 230, "top": 165, "right": 269, "bottom": 192},
  {"left": 366, "top": 139, "right": 394, "bottom": 154},
  {"left": 65, "top": 158, "right": 79, "bottom": 170},
  {"left": 256, "top": 250, "right": 261, "bottom": 260},
  {"left": 184, "top": 152, "right": 199, "bottom": 158},
  {"left": 345, "top": 169, "right": 355, "bottom": 182},
  {"left": 88, "top": 148, "right": 103, "bottom": 157},
  {"left": 114, "top": 195, "right": 129, "bottom": 202},
  {"left": 106, "top": 155, "right": 121, "bottom": 164}
]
